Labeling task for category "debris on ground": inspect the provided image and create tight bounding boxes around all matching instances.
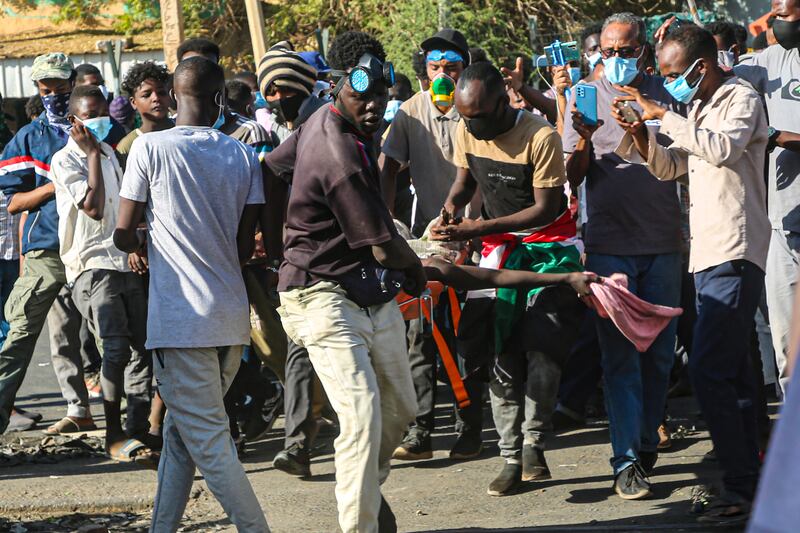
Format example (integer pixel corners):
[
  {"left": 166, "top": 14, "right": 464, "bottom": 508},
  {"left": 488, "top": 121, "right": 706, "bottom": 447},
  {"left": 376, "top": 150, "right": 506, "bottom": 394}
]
[{"left": 0, "top": 434, "right": 106, "bottom": 467}]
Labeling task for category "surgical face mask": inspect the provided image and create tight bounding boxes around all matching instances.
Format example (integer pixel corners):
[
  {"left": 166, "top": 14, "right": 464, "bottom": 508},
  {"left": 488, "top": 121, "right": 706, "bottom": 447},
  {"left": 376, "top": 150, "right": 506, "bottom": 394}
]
[
  {"left": 98, "top": 85, "right": 110, "bottom": 100},
  {"left": 773, "top": 19, "right": 800, "bottom": 50},
  {"left": 253, "top": 91, "right": 267, "bottom": 110},
  {"left": 267, "top": 94, "right": 305, "bottom": 124},
  {"left": 76, "top": 116, "right": 112, "bottom": 141},
  {"left": 569, "top": 67, "right": 582, "bottom": 86},
  {"left": 383, "top": 99, "right": 402, "bottom": 123},
  {"left": 585, "top": 52, "right": 602, "bottom": 71},
  {"left": 212, "top": 91, "right": 226, "bottom": 130},
  {"left": 717, "top": 47, "right": 736, "bottom": 68},
  {"left": 41, "top": 92, "right": 71, "bottom": 119},
  {"left": 603, "top": 53, "right": 642, "bottom": 86},
  {"left": 464, "top": 103, "right": 511, "bottom": 141},
  {"left": 429, "top": 73, "right": 455, "bottom": 111},
  {"left": 663, "top": 58, "right": 705, "bottom": 104}
]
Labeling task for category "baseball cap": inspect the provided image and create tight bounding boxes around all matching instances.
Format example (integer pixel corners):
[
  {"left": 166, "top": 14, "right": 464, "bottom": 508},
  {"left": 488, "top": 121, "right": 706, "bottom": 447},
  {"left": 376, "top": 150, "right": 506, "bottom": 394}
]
[
  {"left": 420, "top": 29, "right": 470, "bottom": 66},
  {"left": 298, "top": 51, "right": 331, "bottom": 74},
  {"left": 31, "top": 53, "right": 74, "bottom": 81}
]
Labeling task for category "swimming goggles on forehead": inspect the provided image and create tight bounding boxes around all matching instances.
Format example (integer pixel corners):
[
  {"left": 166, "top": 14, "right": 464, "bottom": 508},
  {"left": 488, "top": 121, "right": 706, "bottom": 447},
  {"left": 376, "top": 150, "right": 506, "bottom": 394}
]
[
  {"left": 332, "top": 53, "right": 396, "bottom": 95},
  {"left": 426, "top": 49, "right": 464, "bottom": 63}
]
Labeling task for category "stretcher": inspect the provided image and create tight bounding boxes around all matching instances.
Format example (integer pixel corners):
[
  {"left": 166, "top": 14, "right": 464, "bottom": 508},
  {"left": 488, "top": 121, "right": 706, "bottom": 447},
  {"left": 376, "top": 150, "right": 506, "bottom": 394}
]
[{"left": 395, "top": 282, "right": 470, "bottom": 409}]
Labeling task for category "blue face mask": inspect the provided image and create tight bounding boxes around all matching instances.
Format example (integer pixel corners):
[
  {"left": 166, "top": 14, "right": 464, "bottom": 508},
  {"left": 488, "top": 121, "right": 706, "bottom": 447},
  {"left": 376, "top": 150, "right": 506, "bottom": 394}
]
[
  {"left": 585, "top": 52, "right": 602, "bottom": 71},
  {"left": 77, "top": 116, "right": 112, "bottom": 141},
  {"left": 603, "top": 56, "right": 640, "bottom": 86},
  {"left": 383, "top": 99, "right": 402, "bottom": 123},
  {"left": 212, "top": 91, "right": 226, "bottom": 130},
  {"left": 663, "top": 59, "right": 705, "bottom": 104},
  {"left": 569, "top": 67, "right": 582, "bottom": 86},
  {"left": 253, "top": 91, "right": 267, "bottom": 110}
]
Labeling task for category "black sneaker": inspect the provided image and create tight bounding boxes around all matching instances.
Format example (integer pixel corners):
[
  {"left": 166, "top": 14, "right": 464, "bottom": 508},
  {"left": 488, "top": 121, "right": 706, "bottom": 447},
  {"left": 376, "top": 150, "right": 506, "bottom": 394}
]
[
  {"left": 392, "top": 434, "right": 432, "bottom": 461},
  {"left": 521, "top": 445, "right": 551, "bottom": 481},
  {"left": 449, "top": 432, "right": 482, "bottom": 460},
  {"left": 613, "top": 463, "right": 652, "bottom": 500},
  {"left": 487, "top": 462, "right": 522, "bottom": 496},
  {"left": 378, "top": 495, "right": 397, "bottom": 533},
  {"left": 639, "top": 451, "right": 658, "bottom": 476},
  {"left": 695, "top": 496, "right": 751, "bottom": 525},
  {"left": 272, "top": 443, "right": 311, "bottom": 477}
]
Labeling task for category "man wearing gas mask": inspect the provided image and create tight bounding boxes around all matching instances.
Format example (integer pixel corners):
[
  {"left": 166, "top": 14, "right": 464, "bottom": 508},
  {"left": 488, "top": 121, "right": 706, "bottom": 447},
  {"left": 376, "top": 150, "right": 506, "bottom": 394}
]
[
  {"left": 379, "top": 28, "right": 487, "bottom": 464},
  {"left": 264, "top": 31, "right": 423, "bottom": 533}
]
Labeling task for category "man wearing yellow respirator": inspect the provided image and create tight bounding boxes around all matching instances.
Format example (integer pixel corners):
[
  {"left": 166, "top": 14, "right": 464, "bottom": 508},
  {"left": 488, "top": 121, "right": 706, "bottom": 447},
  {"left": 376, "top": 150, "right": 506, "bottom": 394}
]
[{"left": 380, "top": 28, "right": 486, "bottom": 463}]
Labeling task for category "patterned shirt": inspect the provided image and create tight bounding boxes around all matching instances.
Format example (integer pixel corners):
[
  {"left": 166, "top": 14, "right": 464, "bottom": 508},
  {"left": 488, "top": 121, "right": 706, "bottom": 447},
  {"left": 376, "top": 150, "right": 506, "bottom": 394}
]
[{"left": 0, "top": 191, "right": 20, "bottom": 260}]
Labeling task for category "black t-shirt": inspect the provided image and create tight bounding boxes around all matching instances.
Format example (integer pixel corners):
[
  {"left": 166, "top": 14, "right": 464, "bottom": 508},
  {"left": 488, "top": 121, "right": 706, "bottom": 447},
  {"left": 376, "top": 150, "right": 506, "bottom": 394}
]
[{"left": 265, "top": 105, "right": 398, "bottom": 291}]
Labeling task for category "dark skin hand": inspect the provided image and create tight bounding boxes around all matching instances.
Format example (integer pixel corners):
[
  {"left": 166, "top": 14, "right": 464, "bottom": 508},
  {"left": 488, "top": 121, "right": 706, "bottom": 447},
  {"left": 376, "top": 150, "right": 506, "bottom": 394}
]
[
  {"left": 69, "top": 94, "right": 110, "bottom": 220},
  {"left": 566, "top": 21, "right": 642, "bottom": 189},
  {"left": 8, "top": 77, "right": 74, "bottom": 215},
  {"left": 431, "top": 79, "right": 563, "bottom": 241},
  {"left": 422, "top": 256, "right": 599, "bottom": 297},
  {"left": 501, "top": 57, "right": 558, "bottom": 124}
]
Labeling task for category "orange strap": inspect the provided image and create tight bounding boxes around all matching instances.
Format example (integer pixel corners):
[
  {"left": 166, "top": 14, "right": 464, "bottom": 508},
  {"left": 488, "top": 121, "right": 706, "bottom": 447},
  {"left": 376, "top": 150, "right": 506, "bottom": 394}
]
[
  {"left": 447, "top": 286, "right": 461, "bottom": 335},
  {"left": 420, "top": 303, "right": 471, "bottom": 409}
]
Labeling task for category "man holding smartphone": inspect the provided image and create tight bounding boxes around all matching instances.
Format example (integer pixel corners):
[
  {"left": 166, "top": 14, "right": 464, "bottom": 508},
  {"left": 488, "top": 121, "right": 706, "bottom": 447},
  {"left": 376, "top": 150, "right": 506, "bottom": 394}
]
[{"left": 562, "top": 12, "right": 686, "bottom": 500}]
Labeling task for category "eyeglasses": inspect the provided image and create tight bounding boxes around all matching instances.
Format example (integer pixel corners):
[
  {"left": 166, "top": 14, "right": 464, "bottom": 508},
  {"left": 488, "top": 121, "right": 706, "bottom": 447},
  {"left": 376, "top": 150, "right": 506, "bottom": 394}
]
[
  {"left": 426, "top": 50, "right": 464, "bottom": 64},
  {"left": 600, "top": 46, "right": 643, "bottom": 59}
]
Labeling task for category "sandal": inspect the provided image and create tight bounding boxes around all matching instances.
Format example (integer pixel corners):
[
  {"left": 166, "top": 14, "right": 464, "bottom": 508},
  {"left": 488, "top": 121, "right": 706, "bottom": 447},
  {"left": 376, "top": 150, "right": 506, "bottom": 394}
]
[
  {"left": 43, "top": 416, "right": 97, "bottom": 435},
  {"left": 696, "top": 497, "right": 751, "bottom": 525},
  {"left": 107, "top": 438, "right": 160, "bottom": 470}
]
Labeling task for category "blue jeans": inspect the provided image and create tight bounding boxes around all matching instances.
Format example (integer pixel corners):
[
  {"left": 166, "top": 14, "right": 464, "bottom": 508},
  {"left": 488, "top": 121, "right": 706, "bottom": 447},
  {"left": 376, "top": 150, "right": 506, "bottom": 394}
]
[
  {"left": 691, "top": 260, "right": 763, "bottom": 502},
  {"left": 0, "top": 259, "right": 20, "bottom": 348},
  {"left": 585, "top": 252, "right": 681, "bottom": 475}
]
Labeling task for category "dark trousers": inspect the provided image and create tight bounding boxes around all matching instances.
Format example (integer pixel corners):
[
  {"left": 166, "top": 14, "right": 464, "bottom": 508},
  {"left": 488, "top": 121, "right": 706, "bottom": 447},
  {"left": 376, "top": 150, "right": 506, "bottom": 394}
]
[
  {"left": 690, "top": 260, "right": 763, "bottom": 502},
  {"left": 558, "top": 312, "right": 602, "bottom": 417},
  {"left": 284, "top": 337, "right": 317, "bottom": 449},
  {"left": 406, "top": 309, "right": 484, "bottom": 442}
]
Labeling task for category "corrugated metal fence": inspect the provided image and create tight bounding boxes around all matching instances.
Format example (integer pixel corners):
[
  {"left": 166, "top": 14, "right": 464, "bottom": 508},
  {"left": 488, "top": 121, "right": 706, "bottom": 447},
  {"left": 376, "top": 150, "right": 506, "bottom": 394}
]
[{"left": 0, "top": 50, "right": 164, "bottom": 99}]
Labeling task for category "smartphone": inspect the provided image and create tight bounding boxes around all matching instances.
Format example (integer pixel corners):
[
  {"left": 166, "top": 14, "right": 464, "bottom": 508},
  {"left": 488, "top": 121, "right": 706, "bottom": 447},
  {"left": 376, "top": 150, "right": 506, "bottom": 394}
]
[
  {"left": 544, "top": 40, "right": 580, "bottom": 66},
  {"left": 615, "top": 101, "right": 641, "bottom": 124},
  {"left": 575, "top": 84, "right": 598, "bottom": 126}
]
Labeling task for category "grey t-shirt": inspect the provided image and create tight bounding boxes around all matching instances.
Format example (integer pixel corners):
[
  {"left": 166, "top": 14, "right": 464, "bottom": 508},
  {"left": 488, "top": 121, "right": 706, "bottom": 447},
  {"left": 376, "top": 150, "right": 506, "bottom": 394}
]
[
  {"left": 382, "top": 91, "right": 461, "bottom": 236},
  {"left": 562, "top": 74, "right": 684, "bottom": 256},
  {"left": 120, "top": 126, "right": 264, "bottom": 350},
  {"left": 736, "top": 46, "right": 800, "bottom": 233}
]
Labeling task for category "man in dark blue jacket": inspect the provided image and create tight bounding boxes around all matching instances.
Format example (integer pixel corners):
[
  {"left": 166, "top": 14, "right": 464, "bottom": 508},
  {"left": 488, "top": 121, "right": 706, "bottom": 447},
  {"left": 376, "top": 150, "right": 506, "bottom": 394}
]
[{"left": 0, "top": 53, "right": 124, "bottom": 434}]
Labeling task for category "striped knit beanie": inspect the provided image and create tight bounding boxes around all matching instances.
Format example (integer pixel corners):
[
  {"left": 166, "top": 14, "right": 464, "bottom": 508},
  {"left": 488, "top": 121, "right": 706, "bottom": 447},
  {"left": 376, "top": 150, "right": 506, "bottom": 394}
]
[{"left": 257, "top": 41, "right": 317, "bottom": 96}]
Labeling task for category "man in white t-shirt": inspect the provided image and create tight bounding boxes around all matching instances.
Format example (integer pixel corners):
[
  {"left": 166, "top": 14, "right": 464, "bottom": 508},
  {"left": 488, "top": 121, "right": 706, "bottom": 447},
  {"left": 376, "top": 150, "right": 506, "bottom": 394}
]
[{"left": 114, "top": 57, "right": 269, "bottom": 532}]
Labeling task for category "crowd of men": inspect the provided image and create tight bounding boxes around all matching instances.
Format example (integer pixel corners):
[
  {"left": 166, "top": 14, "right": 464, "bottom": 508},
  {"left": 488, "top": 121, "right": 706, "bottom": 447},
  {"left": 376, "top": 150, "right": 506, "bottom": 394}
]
[{"left": 0, "top": 0, "right": 798, "bottom": 531}]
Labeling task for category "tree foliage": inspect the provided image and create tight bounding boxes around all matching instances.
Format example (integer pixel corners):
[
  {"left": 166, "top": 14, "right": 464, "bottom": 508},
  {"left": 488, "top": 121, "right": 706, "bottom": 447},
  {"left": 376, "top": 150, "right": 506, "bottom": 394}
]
[{"left": 2, "top": 0, "right": 703, "bottom": 75}]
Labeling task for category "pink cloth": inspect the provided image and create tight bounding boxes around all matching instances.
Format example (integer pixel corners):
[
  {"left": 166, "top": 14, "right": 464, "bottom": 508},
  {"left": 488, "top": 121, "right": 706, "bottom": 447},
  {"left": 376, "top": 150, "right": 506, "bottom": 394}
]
[{"left": 584, "top": 273, "right": 683, "bottom": 352}]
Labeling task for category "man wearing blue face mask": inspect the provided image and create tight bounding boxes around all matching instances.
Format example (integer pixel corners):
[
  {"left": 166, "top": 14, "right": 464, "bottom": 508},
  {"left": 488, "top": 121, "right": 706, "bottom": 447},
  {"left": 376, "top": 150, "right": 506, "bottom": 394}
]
[
  {"left": 0, "top": 53, "right": 126, "bottom": 436},
  {"left": 612, "top": 24, "right": 770, "bottom": 523},
  {"left": 50, "top": 84, "right": 154, "bottom": 463},
  {"left": 562, "top": 12, "right": 686, "bottom": 501}
]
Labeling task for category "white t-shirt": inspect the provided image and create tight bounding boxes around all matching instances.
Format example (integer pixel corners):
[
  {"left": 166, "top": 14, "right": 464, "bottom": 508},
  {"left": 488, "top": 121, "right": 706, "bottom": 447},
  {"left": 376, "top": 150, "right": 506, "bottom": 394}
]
[
  {"left": 120, "top": 126, "right": 264, "bottom": 349},
  {"left": 50, "top": 138, "right": 129, "bottom": 283}
]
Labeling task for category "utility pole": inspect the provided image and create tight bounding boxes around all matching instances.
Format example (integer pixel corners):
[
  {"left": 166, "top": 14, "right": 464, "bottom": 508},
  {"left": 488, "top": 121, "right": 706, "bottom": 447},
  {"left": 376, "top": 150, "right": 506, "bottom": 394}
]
[
  {"left": 160, "top": 0, "right": 185, "bottom": 71},
  {"left": 438, "top": 0, "right": 451, "bottom": 30},
  {"left": 244, "top": 0, "right": 268, "bottom": 63}
]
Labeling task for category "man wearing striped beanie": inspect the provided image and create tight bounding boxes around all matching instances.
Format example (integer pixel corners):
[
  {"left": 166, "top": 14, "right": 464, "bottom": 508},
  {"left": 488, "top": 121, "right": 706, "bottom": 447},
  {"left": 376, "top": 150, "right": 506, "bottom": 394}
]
[
  {"left": 258, "top": 40, "right": 332, "bottom": 479},
  {"left": 257, "top": 41, "right": 326, "bottom": 142}
]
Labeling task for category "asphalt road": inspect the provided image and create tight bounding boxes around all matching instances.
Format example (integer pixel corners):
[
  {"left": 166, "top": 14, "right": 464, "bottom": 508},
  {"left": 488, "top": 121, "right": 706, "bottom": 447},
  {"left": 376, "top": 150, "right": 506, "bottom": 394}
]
[{"left": 0, "top": 327, "right": 731, "bottom": 533}]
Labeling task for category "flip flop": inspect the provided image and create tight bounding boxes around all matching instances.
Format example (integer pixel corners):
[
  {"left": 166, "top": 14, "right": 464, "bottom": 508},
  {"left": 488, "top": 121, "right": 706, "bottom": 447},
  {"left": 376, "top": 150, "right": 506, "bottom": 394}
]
[
  {"left": 14, "top": 407, "right": 43, "bottom": 422},
  {"left": 43, "top": 416, "right": 97, "bottom": 435},
  {"left": 107, "top": 438, "right": 160, "bottom": 470}
]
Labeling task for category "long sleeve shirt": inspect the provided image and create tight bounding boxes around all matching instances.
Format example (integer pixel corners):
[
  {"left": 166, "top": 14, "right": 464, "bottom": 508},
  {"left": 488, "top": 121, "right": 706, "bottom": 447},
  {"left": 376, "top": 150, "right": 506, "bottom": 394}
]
[{"left": 617, "top": 77, "right": 771, "bottom": 273}]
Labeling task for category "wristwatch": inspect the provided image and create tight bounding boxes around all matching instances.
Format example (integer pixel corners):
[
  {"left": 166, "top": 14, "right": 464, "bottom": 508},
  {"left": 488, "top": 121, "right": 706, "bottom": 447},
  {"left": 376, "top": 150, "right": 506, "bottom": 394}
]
[{"left": 767, "top": 126, "right": 780, "bottom": 153}]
